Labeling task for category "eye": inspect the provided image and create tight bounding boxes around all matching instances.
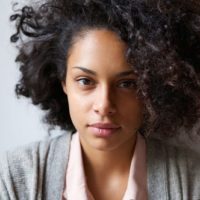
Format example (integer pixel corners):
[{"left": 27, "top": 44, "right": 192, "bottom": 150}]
[
  {"left": 118, "top": 80, "right": 137, "bottom": 89},
  {"left": 76, "top": 77, "right": 94, "bottom": 86}
]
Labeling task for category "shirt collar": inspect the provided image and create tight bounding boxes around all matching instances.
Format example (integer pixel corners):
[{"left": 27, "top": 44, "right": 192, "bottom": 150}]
[{"left": 63, "top": 133, "right": 147, "bottom": 200}]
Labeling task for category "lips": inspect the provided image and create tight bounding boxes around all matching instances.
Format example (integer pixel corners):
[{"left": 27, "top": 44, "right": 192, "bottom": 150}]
[
  {"left": 88, "top": 123, "right": 120, "bottom": 137},
  {"left": 89, "top": 123, "right": 120, "bottom": 129}
]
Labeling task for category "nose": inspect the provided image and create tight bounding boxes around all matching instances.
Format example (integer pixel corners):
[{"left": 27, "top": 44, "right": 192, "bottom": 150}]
[{"left": 93, "top": 85, "right": 116, "bottom": 116}]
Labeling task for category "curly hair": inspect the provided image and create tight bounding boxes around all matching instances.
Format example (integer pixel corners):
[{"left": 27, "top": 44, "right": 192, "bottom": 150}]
[{"left": 10, "top": 0, "right": 200, "bottom": 137}]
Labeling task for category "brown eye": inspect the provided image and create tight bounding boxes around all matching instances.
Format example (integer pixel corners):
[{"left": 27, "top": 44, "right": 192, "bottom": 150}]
[
  {"left": 77, "top": 78, "right": 94, "bottom": 86},
  {"left": 118, "top": 80, "right": 137, "bottom": 89}
]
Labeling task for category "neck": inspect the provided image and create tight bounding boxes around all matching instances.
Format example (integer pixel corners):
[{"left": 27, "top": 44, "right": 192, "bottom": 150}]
[{"left": 81, "top": 135, "right": 137, "bottom": 180}]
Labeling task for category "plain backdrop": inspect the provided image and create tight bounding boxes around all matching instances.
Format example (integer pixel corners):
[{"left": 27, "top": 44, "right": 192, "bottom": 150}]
[
  {"left": 0, "top": 0, "right": 200, "bottom": 153},
  {"left": 0, "top": 0, "right": 48, "bottom": 152}
]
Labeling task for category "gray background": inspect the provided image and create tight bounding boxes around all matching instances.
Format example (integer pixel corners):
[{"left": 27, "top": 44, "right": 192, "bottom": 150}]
[{"left": 0, "top": 0, "right": 47, "bottom": 152}]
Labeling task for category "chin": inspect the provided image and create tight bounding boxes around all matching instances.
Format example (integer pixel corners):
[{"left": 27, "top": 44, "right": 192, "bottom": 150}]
[{"left": 88, "top": 139, "right": 122, "bottom": 152}]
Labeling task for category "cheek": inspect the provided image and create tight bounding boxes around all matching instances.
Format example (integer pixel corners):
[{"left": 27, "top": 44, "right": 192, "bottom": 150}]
[
  {"left": 67, "top": 91, "right": 91, "bottom": 120},
  {"left": 67, "top": 95, "right": 83, "bottom": 129},
  {"left": 120, "top": 99, "right": 144, "bottom": 126},
  {"left": 67, "top": 94, "right": 82, "bottom": 113}
]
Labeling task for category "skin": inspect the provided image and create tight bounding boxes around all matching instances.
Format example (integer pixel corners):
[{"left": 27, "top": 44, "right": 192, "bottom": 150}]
[{"left": 62, "top": 29, "right": 144, "bottom": 200}]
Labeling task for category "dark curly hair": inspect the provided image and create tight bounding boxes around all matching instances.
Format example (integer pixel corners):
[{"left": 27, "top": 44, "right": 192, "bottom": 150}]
[{"left": 10, "top": 0, "right": 200, "bottom": 137}]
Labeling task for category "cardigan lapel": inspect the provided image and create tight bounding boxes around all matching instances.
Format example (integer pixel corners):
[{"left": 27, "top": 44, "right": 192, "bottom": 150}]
[
  {"left": 44, "top": 132, "right": 72, "bottom": 200},
  {"left": 146, "top": 139, "right": 169, "bottom": 200}
]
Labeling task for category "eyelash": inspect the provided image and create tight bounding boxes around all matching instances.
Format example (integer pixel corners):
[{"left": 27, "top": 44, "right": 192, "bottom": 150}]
[
  {"left": 76, "top": 78, "right": 94, "bottom": 86},
  {"left": 118, "top": 80, "right": 137, "bottom": 89},
  {"left": 76, "top": 78, "right": 137, "bottom": 89}
]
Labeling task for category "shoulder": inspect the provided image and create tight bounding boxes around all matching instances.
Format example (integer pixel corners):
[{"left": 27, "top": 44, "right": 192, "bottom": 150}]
[
  {"left": 0, "top": 132, "right": 72, "bottom": 199},
  {"left": 0, "top": 132, "right": 71, "bottom": 171},
  {"left": 147, "top": 138, "right": 200, "bottom": 199},
  {"left": 147, "top": 137, "right": 200, "bottom": 165}
]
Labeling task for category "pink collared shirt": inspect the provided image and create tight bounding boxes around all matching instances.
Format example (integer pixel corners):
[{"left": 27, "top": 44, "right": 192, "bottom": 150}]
[{"left": 63, "top": 132, "right": 147, "bottom": 200}]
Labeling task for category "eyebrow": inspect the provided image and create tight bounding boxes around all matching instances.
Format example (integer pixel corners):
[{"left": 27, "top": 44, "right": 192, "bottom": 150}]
[
  {"left": 73, "top": 66, "right": 135, "bottom": 77},
  {"left": 73, "top": 66, "right": 96, "bottom": 75}
]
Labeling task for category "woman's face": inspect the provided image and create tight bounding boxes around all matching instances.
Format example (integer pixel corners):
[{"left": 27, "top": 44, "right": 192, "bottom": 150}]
[{"left": 62, "top": 29, "right": 143, "bottom": 152}]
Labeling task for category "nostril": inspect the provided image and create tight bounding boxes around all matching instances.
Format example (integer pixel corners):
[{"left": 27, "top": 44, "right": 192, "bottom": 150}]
[
  {"left": 93, "top": 103, "right": 116, "bottom": 116},
  {"left": 93, "top": 88, "right": 116, "bottom": 115}
]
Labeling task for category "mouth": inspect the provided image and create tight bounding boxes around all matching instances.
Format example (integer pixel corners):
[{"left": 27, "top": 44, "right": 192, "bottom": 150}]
[{"left": 88, "top": 123, "right": 121, "bottom": 137}]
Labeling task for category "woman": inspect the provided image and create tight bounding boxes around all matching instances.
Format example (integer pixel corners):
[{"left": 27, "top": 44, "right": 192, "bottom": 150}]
[{"left": 0, "top": 0, "right": 200, "bottom": 199}]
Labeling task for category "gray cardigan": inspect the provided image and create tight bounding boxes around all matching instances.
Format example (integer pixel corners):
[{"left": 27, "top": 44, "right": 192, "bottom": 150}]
[{"left": 0, "top": 132, "right": 200, "bottom": 200}]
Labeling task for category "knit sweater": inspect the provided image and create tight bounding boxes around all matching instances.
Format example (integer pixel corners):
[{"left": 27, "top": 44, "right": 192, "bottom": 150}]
[{"left": 0, "top": 132, "right": 200, "bottom": 200}]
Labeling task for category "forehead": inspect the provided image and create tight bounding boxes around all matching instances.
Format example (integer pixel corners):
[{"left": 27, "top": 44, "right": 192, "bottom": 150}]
[{"left": 67, "top": 29, "right": 130, "bottom": 72}]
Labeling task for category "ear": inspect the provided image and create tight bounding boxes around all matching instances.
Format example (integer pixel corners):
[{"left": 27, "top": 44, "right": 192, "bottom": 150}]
[{"left": 61, "top": 81, "right": 67, "bottom": 95}]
